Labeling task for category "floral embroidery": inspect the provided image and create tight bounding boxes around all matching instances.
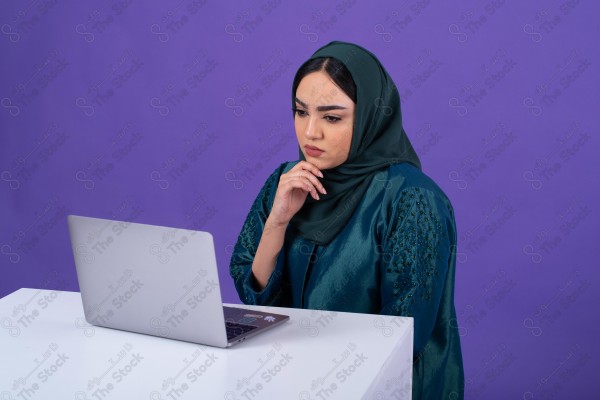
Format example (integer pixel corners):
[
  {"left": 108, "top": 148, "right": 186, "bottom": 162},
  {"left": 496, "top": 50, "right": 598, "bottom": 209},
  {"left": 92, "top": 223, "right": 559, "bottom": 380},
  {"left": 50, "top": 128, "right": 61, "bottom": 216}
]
[
  {"left": 385, "top": 187, "right": 449, "bottom": 312},
  {"left": 230, "top": 170, "right": 279, "bottom": 280}
]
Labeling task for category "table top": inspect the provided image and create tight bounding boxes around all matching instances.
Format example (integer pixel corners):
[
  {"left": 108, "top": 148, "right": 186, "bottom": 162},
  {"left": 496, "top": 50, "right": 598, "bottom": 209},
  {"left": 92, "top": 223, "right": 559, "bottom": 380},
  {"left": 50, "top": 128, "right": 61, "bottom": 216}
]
[{"left": 0, "top": 288, "right": 413, "bottom": 400}]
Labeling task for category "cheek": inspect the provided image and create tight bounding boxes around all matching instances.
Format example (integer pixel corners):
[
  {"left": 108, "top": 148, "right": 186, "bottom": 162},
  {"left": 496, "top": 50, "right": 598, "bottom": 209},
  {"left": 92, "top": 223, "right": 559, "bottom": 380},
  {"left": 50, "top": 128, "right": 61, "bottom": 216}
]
[
  {"left": 294, "top": 118, "right": 303, "bottom": 139},
  {"left": 331, "top": 126, "right": 353, "bottom": 160},
  {"left": 339, "top": 124, "right": 353, "bottom": 150}
]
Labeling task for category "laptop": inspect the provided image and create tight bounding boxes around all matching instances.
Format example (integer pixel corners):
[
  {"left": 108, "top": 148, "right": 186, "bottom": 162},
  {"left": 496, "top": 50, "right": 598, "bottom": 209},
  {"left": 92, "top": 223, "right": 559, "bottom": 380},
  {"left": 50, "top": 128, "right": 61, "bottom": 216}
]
[{"left": 67, "top": 214, "right": 289, "bottom": 348}]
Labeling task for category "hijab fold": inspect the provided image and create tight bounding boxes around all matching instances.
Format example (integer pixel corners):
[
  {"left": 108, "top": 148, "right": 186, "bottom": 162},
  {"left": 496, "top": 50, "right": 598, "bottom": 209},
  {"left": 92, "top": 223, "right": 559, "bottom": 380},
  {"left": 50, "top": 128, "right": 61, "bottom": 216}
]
[{"left": 289, "top": 41, "right": 421, "bottom": 245}]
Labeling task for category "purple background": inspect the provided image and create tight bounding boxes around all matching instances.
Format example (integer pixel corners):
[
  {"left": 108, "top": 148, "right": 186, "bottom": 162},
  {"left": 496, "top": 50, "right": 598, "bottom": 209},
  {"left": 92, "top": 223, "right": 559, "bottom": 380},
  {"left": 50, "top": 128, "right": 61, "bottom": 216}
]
[{"left": 1, "top": 1, "right": 598, "bottom": 398}]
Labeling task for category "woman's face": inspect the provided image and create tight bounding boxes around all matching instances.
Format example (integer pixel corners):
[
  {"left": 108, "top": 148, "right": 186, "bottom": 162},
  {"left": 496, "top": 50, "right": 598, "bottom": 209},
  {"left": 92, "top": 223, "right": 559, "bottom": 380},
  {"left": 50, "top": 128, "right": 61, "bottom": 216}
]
[{"left": 294, "top": 70, "right": 355, "bottom": 170}]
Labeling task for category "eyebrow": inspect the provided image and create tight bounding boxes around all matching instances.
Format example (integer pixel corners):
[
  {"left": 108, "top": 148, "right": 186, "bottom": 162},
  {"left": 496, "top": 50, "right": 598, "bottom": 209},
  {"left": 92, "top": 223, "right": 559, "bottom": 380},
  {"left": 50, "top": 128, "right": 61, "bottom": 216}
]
[{"left": 295, "top": 97, "right": 347, "bottom": 112}]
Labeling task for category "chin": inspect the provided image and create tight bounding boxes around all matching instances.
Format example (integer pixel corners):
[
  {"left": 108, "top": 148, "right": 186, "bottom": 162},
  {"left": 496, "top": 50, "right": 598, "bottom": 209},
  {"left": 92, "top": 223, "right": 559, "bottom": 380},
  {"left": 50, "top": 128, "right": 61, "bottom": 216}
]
[
  {"left": 306, "top": 158, "right": 341, "bottom": 171},
  {"left": 302, "top": 156, "right": 328, "bottom": 169},
  {"left": 301, "top": 150, "right": 346, "bottom": 170}
]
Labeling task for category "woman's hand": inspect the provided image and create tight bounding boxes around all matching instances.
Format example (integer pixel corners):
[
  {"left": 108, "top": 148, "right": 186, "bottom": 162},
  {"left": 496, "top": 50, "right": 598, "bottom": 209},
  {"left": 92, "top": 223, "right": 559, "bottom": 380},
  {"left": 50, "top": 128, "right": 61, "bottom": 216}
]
[
  {"left": 268, "top": 161, "right": 327, "bottom": 227},
  {"left": 251, "top": 161, "right": 326, "bottom": 289}
]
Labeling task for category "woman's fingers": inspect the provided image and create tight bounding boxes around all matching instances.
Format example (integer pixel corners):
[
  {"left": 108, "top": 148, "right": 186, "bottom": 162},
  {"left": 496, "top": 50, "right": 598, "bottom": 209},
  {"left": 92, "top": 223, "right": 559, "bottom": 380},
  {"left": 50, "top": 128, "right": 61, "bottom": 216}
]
[
  {"left": 283, "top": 175, "right": 320, "bottom": 200},
  {"left": 286, "top": 162, "right": 327, "bottom": 195},
  {"left": 271, "top": 161, "right": 327, "bottom": 224},
  {"left": 295, "top": 161, "right": 324, "bottom": 179},
  {"left": 289, "top": 171, "right": 326, "bottom": 195}
]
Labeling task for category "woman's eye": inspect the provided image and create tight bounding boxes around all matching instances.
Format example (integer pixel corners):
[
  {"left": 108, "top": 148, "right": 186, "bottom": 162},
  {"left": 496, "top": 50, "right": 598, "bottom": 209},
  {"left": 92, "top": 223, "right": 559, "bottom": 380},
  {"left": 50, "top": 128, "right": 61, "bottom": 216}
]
[
  {"left": 294, "top": 109, "right": 308, "bottom": 117},
  {"left": 324, "top": 115, "right": 341, "bottom": 123}
]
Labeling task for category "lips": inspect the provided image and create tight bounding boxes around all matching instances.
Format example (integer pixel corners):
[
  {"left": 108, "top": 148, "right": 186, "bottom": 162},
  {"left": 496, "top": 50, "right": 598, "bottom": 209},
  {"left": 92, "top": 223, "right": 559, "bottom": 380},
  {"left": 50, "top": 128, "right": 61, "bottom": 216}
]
[{"left": 304, "top": 145, "right": 324, "bottom": 157}]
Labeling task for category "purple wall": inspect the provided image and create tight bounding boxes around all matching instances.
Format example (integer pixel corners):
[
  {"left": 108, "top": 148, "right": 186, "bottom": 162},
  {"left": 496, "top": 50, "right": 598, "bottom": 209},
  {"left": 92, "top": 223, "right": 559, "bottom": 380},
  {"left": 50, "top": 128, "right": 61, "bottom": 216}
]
[{"left": 1, "top": 1, "right": 598, "bottom": 398}]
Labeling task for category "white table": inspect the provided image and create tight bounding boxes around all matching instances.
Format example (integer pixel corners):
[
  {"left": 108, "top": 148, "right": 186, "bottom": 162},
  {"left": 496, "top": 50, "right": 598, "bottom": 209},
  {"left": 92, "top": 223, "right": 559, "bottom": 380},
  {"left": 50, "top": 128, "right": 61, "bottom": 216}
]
[{"left": 0, "top": 289, "right": 413, "bottom": 399}]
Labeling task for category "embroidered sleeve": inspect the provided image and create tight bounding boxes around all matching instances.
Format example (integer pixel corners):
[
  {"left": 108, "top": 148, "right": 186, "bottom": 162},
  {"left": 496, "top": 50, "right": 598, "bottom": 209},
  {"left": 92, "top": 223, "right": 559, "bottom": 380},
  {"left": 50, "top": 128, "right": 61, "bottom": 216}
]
[
  {"left": 380, "top": 186, "right": 456, "bottom": 354},
  {"left": 229, "top": 164, "right": 289, "bottom": 306}
]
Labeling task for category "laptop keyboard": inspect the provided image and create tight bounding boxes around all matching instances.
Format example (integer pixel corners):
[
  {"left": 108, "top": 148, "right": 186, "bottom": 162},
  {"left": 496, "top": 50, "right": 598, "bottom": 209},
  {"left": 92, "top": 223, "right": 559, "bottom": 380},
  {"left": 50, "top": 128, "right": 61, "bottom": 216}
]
[{"left": 226, "top": 321, "right": 258, "bottom": 340}]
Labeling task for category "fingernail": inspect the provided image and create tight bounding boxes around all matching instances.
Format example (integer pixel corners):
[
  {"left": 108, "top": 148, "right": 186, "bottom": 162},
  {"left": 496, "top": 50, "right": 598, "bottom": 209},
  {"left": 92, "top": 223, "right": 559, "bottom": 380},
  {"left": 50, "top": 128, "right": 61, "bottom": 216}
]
[{"left": 318, "top": 171, "right": 324, "bottom": 178}]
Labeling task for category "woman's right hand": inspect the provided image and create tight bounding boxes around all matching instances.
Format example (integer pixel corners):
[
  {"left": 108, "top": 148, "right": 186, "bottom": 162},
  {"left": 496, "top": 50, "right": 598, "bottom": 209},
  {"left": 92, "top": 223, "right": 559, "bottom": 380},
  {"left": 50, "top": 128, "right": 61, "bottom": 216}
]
[
  {"left": 251, "top": 161, "right": 325, "bottom": 289},
  {"left": 268, "top": 161, "right": 327, "bottom": 227}
]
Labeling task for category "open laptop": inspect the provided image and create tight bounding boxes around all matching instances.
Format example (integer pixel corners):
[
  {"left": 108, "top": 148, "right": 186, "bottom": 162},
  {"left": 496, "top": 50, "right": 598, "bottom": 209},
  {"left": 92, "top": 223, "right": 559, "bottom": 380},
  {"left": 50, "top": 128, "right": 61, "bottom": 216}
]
[{"left": 67, "top": 215, "right": 289, "bottom": 348}]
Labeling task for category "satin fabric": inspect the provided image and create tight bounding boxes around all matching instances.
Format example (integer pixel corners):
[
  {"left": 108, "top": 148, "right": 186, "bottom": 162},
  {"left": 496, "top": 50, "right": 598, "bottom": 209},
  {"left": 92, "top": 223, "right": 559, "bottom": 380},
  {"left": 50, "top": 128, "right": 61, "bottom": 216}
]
[
  {"left": 290, "top": 41, "right": 421, "bottom": 245},
  {"left": 230, "top": 161, "right": 464, "bottom": 400}
]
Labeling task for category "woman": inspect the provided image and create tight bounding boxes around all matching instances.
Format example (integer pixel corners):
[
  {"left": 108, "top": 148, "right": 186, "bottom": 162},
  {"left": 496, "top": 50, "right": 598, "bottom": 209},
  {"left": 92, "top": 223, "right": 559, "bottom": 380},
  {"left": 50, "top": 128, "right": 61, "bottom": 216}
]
[{"left": 229, "top": 41, "right": 464, "bottom": 400}]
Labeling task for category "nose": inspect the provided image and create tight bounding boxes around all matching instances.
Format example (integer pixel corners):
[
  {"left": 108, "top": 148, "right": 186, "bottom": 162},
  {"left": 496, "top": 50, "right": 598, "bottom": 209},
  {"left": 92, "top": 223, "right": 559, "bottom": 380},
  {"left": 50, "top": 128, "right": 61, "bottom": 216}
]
[{"left": 303, "top": 115, "right": 323, "bottom": 140}]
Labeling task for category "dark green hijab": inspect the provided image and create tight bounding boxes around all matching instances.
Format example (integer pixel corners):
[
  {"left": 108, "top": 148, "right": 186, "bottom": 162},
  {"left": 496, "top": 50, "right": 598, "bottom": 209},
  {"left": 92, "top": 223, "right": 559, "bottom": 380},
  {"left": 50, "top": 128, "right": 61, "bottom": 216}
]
[{"left": 290, "top": 41, "right": 421, "bottom": 245}]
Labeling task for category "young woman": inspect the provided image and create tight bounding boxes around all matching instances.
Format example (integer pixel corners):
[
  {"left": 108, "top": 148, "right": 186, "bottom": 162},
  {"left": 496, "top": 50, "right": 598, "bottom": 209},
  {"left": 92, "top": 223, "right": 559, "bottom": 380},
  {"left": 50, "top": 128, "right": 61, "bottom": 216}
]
[{"left": 230, "top": 41, "right": 464, "bottom": 400}]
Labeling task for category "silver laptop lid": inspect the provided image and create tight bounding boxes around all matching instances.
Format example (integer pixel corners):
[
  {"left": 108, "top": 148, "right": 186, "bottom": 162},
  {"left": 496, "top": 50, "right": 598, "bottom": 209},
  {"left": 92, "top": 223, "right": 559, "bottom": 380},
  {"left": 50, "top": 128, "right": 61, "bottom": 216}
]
[{"left": 68, "top": 215, "right": 229, "bottom": 347}]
